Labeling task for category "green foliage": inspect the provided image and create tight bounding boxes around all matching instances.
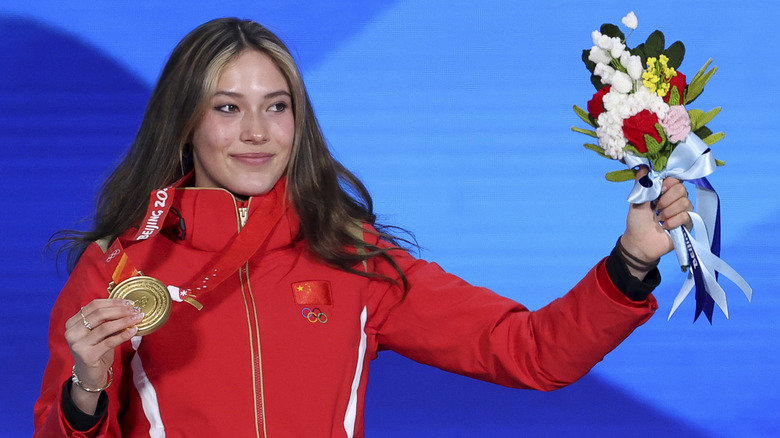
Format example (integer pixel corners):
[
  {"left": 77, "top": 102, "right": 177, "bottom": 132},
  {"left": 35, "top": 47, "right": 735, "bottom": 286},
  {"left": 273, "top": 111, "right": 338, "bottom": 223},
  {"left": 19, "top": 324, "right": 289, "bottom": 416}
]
[
  {"left": 668, "top": 86, "right": 681, "bottom": 106},
  {"left": 655, "top": 155, "right": 669, "bottom": 171},
  {"left": 583, "top": 143, "right": 610, "bottom": 158},
  {"left": 688, "top": 107, "right": 721, "bottom": 131},
  {"left": 641, "top": 124, "right": 673, "bottom": 171},
  {"left": 644, "top": 133, "right": 663, "bottom": 156},
  {"left": 665, "top": 41, "right": 685, "bottom": 69},
  {"left": 686, "top": 59, "right": 717, "bottom": 104},
  {"left": 623, "top": 144, "right": 641, "bottom": 156},
  {"left": 572, "top": 126, "right": 598, "bottom": 138},
  {"left": 632, "top": 42, "right": 648, "bottom": 64},
  {"left": 600, "top": 23, "right": 625, "bottom": 40},
  {"left": 716, "top": 159, "right": 726, "bottom": 166},
  {"left": 644, "top": 30, "right": 665, "bottom": 58},
  {"left": 702, "top": 132, "right": 725, "bottom": 146},
  {"left": 629, "top": 31, "right": 684, "bottom": 72},
  {"left": 605, "top": 169, "right": 637, "bottom": 182},
  {"left": 694, "top": 125, "right": 713, "bottom": 139},
  {"left": 573, "top": 105, "right": 597, "bottom": 128}
]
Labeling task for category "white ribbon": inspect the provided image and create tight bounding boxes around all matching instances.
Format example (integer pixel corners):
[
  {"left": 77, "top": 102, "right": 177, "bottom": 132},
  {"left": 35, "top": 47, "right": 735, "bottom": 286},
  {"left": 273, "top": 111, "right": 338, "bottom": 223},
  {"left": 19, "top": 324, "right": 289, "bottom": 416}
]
[{"left": 667, "top": 212, "right": 753, "bottom": 319}]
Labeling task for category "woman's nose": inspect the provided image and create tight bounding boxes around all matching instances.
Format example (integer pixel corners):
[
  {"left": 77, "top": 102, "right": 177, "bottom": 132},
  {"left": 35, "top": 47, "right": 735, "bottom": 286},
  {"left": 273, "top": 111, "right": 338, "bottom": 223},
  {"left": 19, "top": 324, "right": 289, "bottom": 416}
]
[{"left": 240, "top": 113, "right": 269, "bottom": 144}]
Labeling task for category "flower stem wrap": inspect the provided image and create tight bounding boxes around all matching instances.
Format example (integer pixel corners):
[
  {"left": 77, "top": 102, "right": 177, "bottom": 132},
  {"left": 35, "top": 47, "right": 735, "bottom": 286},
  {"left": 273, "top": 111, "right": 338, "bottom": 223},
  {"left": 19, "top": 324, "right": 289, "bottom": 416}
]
[{"left": 622, "top": 133, "right": 752, "bottom": 321}]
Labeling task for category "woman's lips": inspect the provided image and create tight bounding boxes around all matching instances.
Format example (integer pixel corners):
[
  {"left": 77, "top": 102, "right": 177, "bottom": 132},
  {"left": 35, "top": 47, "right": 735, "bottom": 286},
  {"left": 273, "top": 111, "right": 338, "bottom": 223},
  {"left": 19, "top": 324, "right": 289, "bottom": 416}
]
[{"left": 231, "top": 152, "right": 273, "bottom": 165}]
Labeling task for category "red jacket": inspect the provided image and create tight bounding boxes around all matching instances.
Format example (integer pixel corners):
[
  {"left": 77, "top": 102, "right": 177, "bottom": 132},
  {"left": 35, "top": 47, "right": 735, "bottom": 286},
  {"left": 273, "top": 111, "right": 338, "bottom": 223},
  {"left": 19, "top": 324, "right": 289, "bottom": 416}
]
[{"left": 35, "top": 183, "right": 657, "bottom": 437}]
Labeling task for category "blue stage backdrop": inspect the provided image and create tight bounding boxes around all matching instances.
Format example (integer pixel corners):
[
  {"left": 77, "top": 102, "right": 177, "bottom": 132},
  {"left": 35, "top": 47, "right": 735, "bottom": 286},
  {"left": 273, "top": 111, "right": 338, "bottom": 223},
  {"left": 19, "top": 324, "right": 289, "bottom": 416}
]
[{"left": 1, "top": 1, "right": 778, "bottom": 436}]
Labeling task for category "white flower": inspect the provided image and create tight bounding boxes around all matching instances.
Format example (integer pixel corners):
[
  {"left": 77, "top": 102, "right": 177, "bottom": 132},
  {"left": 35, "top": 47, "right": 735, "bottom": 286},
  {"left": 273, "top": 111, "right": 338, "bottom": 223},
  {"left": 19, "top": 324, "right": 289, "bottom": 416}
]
[
  {"left": 614, "top": 99, "right": 633, "bottom": 119},
  {"left": 631, "top": 87, "right": 668, "bottom": 118},
  {"left": 594, "top": 63, "right": 616, "bottom": 83},
  {"left": 619, "top": 51, "right": 631, "bottom": 66},
  {"left": 602, "top": 91, "right": 620, "bottom": 111},
  {"left": 596, "top": 106, "right": 628, "bottom": 160},
  {"left": 588, "top": 46, "right": 612, "bottom": 65},
  {"left": 625, "top": 54, "right": 644, "bottom": 80},
  {"left": 611, "top": 71, "right": 633, "bottom": 94},
  {"left": 633, "top": 86, "right": 653, "bottom": 104},
  {"left": 622, "top": 12, "right": 638, "bottom": 30},
  {"left": 609, "top": 39, "right": 625, "bottom": 58},
  {"left": 592, "top": 31, "right": 615, "bottom": 50},
  {"left": 592, "top": 30, "right": 602, "bottom": 46},
  {"left": 650, "top": 99, "right": 670, "bottom": 119}
]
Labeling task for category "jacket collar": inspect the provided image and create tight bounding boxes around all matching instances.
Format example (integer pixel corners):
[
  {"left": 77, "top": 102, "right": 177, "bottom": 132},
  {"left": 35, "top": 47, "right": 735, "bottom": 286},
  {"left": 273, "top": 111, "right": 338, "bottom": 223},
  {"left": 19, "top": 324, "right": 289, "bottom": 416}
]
[{"left": 152, "top": 174, "right": 300, "bottom": 253}]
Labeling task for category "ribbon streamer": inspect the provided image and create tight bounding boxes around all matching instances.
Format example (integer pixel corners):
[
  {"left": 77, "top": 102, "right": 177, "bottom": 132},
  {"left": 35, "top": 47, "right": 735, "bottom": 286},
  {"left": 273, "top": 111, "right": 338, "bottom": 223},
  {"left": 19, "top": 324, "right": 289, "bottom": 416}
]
[
  {"left": 668, "top": 212, "right": 752, "bottom": 321},
  {"left": 622, "top": 132, "right": 751, "bottom": 321}
]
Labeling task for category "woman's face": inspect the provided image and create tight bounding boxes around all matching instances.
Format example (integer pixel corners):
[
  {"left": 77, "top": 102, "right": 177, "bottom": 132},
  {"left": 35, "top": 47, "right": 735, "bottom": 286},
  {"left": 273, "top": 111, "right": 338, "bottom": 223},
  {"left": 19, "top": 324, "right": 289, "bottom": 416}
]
[{"left": 191, "top": 50, "right": 294, "bottom": 197}]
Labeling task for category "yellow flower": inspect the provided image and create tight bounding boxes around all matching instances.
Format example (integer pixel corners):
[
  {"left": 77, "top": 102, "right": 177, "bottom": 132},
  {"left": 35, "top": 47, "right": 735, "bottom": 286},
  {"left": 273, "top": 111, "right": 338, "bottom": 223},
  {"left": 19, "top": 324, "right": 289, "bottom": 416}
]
[
  {"left": 657, "top": 82, "right": 671, "bottom": 97},
  {"left": 642, "top": 54, "right": 679, "bottom": 98}
]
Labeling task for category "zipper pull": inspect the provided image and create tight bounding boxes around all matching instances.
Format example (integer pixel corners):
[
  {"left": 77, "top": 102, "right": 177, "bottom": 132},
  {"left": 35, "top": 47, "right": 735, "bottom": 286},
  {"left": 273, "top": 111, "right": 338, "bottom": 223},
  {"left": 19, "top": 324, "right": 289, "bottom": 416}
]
[{"left": 238, "top": 206, "right": 249, "bottom": 228}]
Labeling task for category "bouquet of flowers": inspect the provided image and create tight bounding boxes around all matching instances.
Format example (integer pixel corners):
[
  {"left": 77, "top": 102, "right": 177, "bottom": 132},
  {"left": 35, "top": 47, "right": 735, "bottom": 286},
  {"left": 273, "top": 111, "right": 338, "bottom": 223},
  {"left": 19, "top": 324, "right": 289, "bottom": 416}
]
[{"left": 572, "top": 12, "right": 751, "bottom": 322}]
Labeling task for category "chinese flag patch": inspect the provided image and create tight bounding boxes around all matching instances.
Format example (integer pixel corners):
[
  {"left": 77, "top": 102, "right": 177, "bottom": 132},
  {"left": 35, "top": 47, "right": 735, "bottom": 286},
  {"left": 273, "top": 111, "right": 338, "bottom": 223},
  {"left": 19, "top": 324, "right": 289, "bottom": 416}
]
[{"left": 291, "top": 280, "right": 333, "bottom": 305}]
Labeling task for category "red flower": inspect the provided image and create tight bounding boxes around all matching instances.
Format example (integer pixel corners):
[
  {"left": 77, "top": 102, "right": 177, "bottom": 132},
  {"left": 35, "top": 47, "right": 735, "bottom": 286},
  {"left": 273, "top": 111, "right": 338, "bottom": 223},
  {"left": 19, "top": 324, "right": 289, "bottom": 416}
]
[
  {"left": 665, "top": 71, "right": 687, "bottom": 103},
  {"left": 587, "top": 86, "right": 611, "bottom": 118},
  {"left": 622, "top": 110, "right": 662, "bottom": 153}
]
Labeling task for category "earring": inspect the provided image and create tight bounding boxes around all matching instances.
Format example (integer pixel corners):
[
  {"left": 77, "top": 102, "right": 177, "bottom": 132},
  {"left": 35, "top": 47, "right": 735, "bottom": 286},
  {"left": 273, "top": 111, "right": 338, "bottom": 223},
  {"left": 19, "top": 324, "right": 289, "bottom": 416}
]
[{"left": 179, "top": 143, "right": 193, "bottom": 175}]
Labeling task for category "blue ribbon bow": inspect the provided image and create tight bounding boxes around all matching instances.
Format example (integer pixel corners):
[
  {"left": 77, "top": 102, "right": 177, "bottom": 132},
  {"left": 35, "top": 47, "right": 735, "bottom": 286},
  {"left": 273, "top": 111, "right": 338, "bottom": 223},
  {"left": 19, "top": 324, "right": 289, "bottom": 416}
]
[{"left": 623, "top": 133, "right": 752, "bottom": 322}]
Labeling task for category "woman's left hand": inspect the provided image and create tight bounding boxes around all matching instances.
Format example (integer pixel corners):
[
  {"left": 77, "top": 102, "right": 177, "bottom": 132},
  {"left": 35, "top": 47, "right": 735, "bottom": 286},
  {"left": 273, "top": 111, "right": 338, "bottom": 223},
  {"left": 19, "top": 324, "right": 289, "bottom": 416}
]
[{"left": 619, "top": 167, "right": 693, "bottom": 279}]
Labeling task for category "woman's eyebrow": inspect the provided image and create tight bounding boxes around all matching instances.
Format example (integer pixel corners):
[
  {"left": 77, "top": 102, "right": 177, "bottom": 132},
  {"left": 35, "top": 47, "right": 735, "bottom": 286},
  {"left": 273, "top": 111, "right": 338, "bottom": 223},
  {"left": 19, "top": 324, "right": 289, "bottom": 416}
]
[{"left": 212, "top": 90, "right": 291, "bottom": 99}]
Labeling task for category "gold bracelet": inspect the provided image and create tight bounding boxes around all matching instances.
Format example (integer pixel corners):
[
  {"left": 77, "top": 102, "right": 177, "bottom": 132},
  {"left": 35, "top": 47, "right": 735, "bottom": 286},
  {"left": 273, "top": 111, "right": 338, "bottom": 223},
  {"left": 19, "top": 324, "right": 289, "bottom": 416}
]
[{"left": 71, "top": 365, "right": 113, "bottom": 393}]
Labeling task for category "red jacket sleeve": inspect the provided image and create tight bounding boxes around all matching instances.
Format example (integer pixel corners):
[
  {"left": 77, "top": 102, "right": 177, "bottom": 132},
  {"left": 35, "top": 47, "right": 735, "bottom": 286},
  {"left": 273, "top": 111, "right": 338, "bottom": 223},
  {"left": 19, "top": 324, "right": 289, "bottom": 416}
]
[
  {"left": 368, "top": 241, "right": 658, "bottom": 391},
  {"left": 34, "top": 243, "right": 133, "bottom": 437}
]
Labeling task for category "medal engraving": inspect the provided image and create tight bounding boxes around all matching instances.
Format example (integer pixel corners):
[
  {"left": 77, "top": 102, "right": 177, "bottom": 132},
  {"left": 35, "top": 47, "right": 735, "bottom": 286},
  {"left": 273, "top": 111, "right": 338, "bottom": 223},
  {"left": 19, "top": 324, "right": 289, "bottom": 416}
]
[{"left": 108, "top": 276, "right": 171, "bottom": 336}]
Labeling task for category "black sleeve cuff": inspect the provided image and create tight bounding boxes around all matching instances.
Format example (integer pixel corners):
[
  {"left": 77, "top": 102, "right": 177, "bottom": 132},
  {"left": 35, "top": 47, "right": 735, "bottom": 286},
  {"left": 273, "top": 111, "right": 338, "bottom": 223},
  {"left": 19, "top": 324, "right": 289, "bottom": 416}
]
[
  {"left": 62, "top": 379, "right": 109, "bottom": 431},
  {"left": 606, "top": 244, "right": 661, "bottom": 301}
]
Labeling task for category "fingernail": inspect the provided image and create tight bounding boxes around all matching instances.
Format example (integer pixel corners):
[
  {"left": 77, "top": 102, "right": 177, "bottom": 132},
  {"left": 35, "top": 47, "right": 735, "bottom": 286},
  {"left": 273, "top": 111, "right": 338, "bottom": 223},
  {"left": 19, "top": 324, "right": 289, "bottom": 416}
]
[
  {"left": 129, "top": 327, "right": 138, "bottom": 335},
  {"left": 124, "top": 300, "right": 134, "bottom": 306},
  {"left": 133, "top": 313, "right": 145, "bottom": 321},
  {"left": 132, "top": 306, "right": 142, "bottom": 313}
]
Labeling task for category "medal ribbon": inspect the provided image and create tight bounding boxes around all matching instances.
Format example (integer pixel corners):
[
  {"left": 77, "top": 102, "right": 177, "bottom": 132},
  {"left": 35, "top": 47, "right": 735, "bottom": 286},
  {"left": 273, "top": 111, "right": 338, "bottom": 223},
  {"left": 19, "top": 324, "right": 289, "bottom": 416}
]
[
  {"left": 104, "top": 241, "right": 140, "bottom": 285},
  {"left": 104, "top": 180, "right": 204, "bottom": 308},
  {"left": 132, "top": 187, "right": 176, "bottom": 241},
  {"left": 106, "top": 175, "right": 288, "bottom": 311},
  {"left": 106, "top": 181, "right": 184, "bottom": 283},
  {"left": 168, "top": 187, "right": 288, "bottom": 305}
]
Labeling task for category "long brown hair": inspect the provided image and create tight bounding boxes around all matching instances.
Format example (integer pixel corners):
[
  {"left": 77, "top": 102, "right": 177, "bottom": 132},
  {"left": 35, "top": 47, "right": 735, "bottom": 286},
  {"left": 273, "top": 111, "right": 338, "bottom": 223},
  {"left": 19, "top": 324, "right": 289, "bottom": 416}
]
[{"left": 53, "top": 18, "right": 413, "bottom": 289}]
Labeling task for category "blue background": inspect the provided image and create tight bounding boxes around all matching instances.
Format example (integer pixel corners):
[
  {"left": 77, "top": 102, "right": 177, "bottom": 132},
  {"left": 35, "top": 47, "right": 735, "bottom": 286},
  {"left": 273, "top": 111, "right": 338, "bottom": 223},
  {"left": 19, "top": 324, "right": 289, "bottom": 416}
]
[{"left": 1, "top": 1, "right": 778, "bottom": 436}]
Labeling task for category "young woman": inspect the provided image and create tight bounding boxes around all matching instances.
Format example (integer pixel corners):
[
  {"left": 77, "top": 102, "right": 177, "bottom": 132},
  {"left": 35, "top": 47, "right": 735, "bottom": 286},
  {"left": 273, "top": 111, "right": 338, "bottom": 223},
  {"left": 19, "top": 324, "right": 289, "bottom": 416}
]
[{"left": 35, "top": 18, "right": 692, "bottom": 437}]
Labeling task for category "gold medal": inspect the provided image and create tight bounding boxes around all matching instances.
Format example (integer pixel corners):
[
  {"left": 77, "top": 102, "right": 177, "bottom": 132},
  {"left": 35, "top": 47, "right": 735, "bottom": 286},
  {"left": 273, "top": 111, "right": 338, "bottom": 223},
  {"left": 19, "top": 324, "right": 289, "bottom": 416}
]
[{"left": 108, "top": 275, "right": 171, "bottom": 336}]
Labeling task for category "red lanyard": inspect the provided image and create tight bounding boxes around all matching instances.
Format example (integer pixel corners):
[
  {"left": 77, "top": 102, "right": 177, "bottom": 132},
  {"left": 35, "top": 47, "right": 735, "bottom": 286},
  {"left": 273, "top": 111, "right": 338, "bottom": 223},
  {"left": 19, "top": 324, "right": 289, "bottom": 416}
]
[{"left": 105, "top": 179, "right": 287, "bottom": 309}]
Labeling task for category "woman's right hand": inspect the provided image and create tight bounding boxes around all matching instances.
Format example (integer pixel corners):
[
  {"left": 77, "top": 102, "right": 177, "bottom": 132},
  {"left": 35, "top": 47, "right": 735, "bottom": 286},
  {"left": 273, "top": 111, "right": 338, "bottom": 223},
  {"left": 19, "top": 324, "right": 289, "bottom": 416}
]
[{"left": 64, "top": 299, "right": 142, "bottom": 414}]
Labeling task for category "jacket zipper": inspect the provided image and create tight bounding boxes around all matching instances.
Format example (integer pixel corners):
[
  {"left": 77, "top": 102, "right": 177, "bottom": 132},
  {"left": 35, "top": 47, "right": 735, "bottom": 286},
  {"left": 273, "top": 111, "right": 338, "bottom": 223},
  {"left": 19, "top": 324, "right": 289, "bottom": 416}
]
[{"left": 235, "top": 199, "right": 267, "bottom": 437}]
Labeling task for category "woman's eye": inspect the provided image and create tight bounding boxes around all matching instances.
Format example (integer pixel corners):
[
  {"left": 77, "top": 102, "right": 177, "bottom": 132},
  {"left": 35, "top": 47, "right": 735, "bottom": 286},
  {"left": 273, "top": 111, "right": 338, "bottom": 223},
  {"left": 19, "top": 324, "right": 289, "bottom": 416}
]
[
  {"left": 215, "top": 104, "right": 239, "bottom": 113},
  {"left": 269, "top": 102, "right": 288, "bottom": 112}
]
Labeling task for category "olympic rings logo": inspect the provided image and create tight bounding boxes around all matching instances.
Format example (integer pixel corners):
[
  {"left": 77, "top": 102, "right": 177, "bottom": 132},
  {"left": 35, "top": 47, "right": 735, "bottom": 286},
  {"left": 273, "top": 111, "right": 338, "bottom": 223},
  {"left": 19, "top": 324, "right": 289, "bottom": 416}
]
[
  {"left": 301, "top": 307, "right": 328, "bottom": 324},
  {"left": 105, "top": 249, "right": 121, "bottom": 262}
]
